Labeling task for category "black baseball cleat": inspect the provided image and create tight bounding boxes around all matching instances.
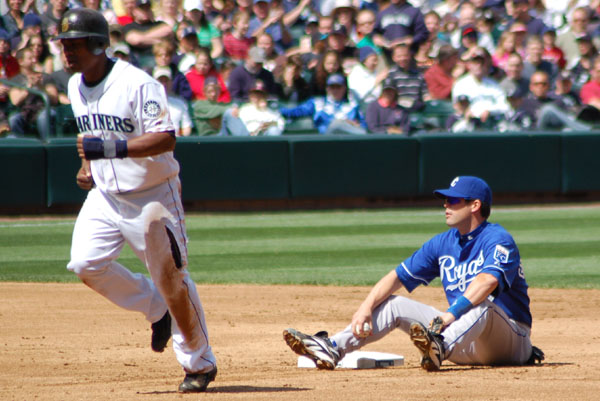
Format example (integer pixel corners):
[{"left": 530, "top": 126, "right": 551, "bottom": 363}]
[
  {"left": 178, "top": 367, "right": 218, "bottom": 393},
  {"left": 151, "top": 311, "right": 172, "bottom": 352},
  {"left": 409, "top": 321, "right": 445, "bottom": 371}
]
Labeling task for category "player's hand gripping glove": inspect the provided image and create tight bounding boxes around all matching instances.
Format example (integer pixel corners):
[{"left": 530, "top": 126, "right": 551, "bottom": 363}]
[{"left": 82, "top": 137, "right": 128, "bottom": 160}]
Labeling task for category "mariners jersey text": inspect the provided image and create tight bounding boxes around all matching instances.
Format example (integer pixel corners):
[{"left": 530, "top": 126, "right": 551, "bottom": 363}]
[{"left": 76, "top": 113, "right": 135, "bottom": 134}]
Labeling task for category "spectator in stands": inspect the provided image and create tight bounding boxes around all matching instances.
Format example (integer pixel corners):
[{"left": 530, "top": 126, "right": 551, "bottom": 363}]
[
  {"left": 553, "top": 71, "right": 581, "bottom": 114},
  {"left": 498, "top": 85, "right": 533, "bottom": 132},
  {"left": 348, "top": 46, "right": 387, "bottom": 105},
  {"left": 277, "top": 57, "right": 311, "bottom": 104},
  {"left": 2, "top": 0, "right": 26, "bottom": 42},
  {"left": 506, "top": 0, "right": 547, "bottom": 36},
  {"left": 499, "top": 52, "right": 529, "bottom": 101},
  {"left": 520, "top": 70, "right": 588, "bottom": 131},
  {"left": 175, "top": 23, "right": 201, "bottom": 73},
  {"left": 323, "top": 23, "right": 358, "bottom": 72},
  {"left": 449, "top": 1, "right": 476, "bottom": 50},
  {"left": 0, "top": 28, "right": 18, "bottom": 134},
  {"left": 570, "top": 34, "right": 597, "bottom": 92},
  {"left": 117, "top": 0, "right": 137, "bottom": 26},
  {"left": 280, "top": 73, "right": 366, "bottom": 134},
  {"left": 355, "top": 9, "right": 380, "bottom": 54},
  {"left": 20, "top": 33, "right": 52, "bottom": 74},
  {"left": 557, "top": 7, "right": 590, "bottom": 68},
  {"left": 155, "top": 0, "right": 184, "bottom": 30},
  {"left": 365, "top": 84, "right": 409, "bottom": 134},
  {"left": 227, "top": 46, "right": 280, "bottom": 102},
  {"left": 8, "top": 47, "right": 58, "bottom": 137},
  {"left": 183, "top": 0, "right": 224, "bottom": 59},
  {"left": 423, "top": 10, "right": 444, "bottom": 59},
  {"left": 257, "top": 33, "right": 284, "bottom": 76},
  {"left": 222, "top": 10, "right": 253, "bottom": 62},
  {"left": 542, "top": 27, "right": 566, "bottom": 70},
  {"left": 123, "top": 0, "right": 173, "bottom": 69},
  {"left": 522, "top": 35, "right": 558, "bottom": 84},
  {"left": 577, "top": 58, "right": 600, "bottom": 123},
  {"left": 385, "top": 43, "right": 428, "bottom": 112},
  {"left": 452, "top": 47, "right": 509, "bottom": 128},
  {"left": 191, "top": 76, "right": 235, "bottom": 135},
  {"left": 152, "top": 39, "right": 192, "bottom": 100},
  {"left": 424, "top": 44, "right": 459, "bottom": 101},
  {"left": 331, "top": 0, "right": 356, "bottom": 43},
  {"left": 41, "top": 0, "right": 69, "bottom": 38},
  {"left": 109, "top": 42, "right": 132, "bottom": 62},
  {"left": 373, "top": 0, "right": 429, "bottom": 53},
  {"left": 492, "top": 30, "right": 517, "bottom": 73},
  {"left": 83, "top": 0, "right": 119, "bottom": 26},
  {"left": 458, "top": 24, "right": 480, "bottom": 58},
  {"left": 317, "top": 15, "right": 334, "bottom": 39},
  {"left": 236, "top": 79, "right": 285, "bottom": 135},
  {"left": 414, "top": 36, "right": 435, "bottom": 70},
  {"left": 186, "top": 47, "right": 231, "bottom": 102},
  {"left": 309, "top": 49, "right": 345, "bottom": 97},
  {"left": 247, "top": 0, "right": 292, "bottom": 50},
  {"left": 153, "top": 66, "right": 193, "bottom": 136}
]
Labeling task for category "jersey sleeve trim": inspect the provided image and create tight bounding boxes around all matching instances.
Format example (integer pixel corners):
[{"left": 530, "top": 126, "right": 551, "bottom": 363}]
[
  {"left": 396, "top": 262, "right": 430, "bottom": 292},
  {"left": 481, "top": 264, "right": 509, "bottom": 292}
]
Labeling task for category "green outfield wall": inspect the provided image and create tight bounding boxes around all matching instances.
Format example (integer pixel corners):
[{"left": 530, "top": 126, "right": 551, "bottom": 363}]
[{"left": 1, "top": 132, "right": 598, "bottom": 210}]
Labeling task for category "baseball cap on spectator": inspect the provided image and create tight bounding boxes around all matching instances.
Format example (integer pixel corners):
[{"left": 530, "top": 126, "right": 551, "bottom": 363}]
[
  {"left": 576, "top": 33, "right": 592, "bottom": 42},
  {"left": 182, "top": 26, "right": 197, "bottom": 38},
  {"left": 23, "top": 13, "right": 42, "bottom": 29},
  {"left": 456, "top": 94, "right": 470, "bottom": 103},
  {"left": 326, "top": 73, "right": 346, "bottom": 86},
  {"left": 249, "top": 80, "right": 267, "bottom": 93},
  {"left": 0, "top": 28, "right": 9, "bottom": 41},
  {"left": 153, "top": 66, "right": 172, "bottom": 80},
  {"left": 558, "top": 70, "right": 572, "bottom": 81},
  {"left": 333, "top": 0, "right": 355, "bottom": 12},
  {"left": 184, "top": 0, "right": 203, "bottom": 11},
  {"left": 461, "top": 24, "right": 477, "bottom": 37},
  {"left": 248, "top": 46, "right": 266, "bottom": 63},
  {"left": 359, "top": 46, "right": 376, "bottom": 63},
  {"left": 505, "top": 85, "right": 526, "bottom": 99},
  {"left": 434, "top": 176, "right": 492, "bottom": 206},
  {"left": 465, "top": 47, "right": 487, "bottom": 61},
  {"left": 253, "top": 0, "right": 270, "bottom": 3},
  {"left": 136, "top": 0, "right": 151, "bottom": 6},
  {"left": 307, "top": 15, "right": 319, "bottom": 25},
  {"left": 112, "top": 42, "right": 130, "bottom": 56},
  {"left": 542, "top": 26, "right": 556, "bottom": 35}
]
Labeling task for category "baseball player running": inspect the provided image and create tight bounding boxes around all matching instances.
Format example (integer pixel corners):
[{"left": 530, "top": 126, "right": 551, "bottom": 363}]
[
  {"left": 284, "top": 176, "right": 544, "bottom": 371},
  {"left": 55, "top": 9, "right": 216, "bottom": 392}
]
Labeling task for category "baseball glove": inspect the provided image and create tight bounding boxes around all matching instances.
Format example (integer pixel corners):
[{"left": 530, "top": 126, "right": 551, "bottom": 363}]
[{"left": 428, "top": 316, "right": 444, "bottom": 335}]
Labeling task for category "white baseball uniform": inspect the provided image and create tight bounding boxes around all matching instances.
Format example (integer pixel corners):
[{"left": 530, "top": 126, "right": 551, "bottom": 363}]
[{"left": 66, "top": 59, "right": 216, "bottom": 374}]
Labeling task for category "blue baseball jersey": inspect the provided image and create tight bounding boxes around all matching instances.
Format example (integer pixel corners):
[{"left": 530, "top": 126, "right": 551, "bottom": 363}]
[{"left": 395, "top": 221, "right": 532, "bottom": 327}]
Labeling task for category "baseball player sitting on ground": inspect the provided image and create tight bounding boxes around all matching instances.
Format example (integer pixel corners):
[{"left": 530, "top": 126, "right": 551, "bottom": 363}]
[
  {"left": 55, "top": 9, "right": 216, "bottom": 393},
  {"left": 284, "top": 176, "right": 544, "bottom": 371}
]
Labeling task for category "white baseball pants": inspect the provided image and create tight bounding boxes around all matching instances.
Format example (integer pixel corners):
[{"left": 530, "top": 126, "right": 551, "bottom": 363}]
[{"left": 67, "top": 177, "right": 216, "bottom": 374}]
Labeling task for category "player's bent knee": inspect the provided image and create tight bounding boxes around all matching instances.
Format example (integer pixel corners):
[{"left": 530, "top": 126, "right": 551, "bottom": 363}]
[{"left": 66, "top": 259, "right": 110, "bottom": 278}]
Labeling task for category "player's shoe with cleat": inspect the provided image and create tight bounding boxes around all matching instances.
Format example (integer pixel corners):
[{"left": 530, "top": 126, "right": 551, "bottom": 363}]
[
  {"left": 178, "top": 366, "right": 217, "bottom": 393},
  {"left": 409, "top": 321, "right": 445, "bottom": 371},
  {"left": 283, "top": 328, "right": 341, "bottom": 370},
  {"left": 151, "top": 311, "right": 172, "bottom": 352}
]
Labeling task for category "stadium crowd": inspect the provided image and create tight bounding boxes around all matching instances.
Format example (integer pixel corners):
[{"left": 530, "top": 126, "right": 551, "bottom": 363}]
[{"left": 2, "top": 0, "right": 600, "bottom": 137}]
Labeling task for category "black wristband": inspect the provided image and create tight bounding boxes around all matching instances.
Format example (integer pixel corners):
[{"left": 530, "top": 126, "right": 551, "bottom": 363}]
[{"left": 82, "top": 137, "right": 104, "bottom": 160}]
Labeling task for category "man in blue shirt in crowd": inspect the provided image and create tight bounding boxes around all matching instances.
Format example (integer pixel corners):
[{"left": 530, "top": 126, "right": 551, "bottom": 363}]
[{"left": 283, "top": 176, "right": 544, "bottom": 371}]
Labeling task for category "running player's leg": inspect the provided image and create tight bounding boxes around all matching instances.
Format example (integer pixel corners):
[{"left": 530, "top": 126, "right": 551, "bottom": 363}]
[
  {"left": 442, "top": 300, "right": 532, "bottom": 366},
  {"left": 330, "top": 295, "right": 443, "bottom": 356},
  {"left": 125, "top": 179, "right": 215, "bottom": 374},
  {"left": 67, "top": 188, "right": 166, "bottom": 323}
]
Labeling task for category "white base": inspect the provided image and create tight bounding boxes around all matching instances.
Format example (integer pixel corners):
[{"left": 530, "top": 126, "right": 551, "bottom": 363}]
[{"left": 298, "top": 351, "right": 404, "bottom": 369}]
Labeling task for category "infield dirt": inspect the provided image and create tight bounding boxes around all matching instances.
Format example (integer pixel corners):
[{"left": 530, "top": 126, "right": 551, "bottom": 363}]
[{"left": 1, "top": 283, "right": 598, "bottom": 401}]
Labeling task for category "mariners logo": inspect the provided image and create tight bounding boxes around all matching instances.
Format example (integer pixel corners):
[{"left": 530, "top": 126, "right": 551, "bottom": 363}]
[
  {"left": 493, "top": 245, "right": 510, "bottom": 264},
  {"left": 143, "top": 100, "right": 161, "bottom": 118}
]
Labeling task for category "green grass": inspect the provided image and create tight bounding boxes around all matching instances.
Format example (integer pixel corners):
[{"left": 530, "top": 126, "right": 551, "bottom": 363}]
[{"left": 1, "top": 205, "right": 600, "bottom": 288}]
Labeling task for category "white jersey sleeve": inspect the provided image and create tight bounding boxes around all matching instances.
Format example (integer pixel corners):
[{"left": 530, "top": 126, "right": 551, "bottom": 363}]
[{"left": 68, "top": 59, "right": 180, "bottom": 194}]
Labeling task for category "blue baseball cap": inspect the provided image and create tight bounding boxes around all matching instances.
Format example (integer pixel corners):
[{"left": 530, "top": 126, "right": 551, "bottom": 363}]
[
  {"left": 434, "top": 176, "right": 492, "bottom": 205},
  {"left": 326, "top": 74, "right": 346, "bottom": 86}
]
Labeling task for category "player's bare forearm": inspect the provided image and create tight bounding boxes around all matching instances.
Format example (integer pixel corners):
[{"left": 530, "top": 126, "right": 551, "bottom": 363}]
[
  {"left": 126, "top": 131, "right": 176, "bottom": 157},
  {"left": 351, "top": 269, "right": 403, "bottom": 331}
]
